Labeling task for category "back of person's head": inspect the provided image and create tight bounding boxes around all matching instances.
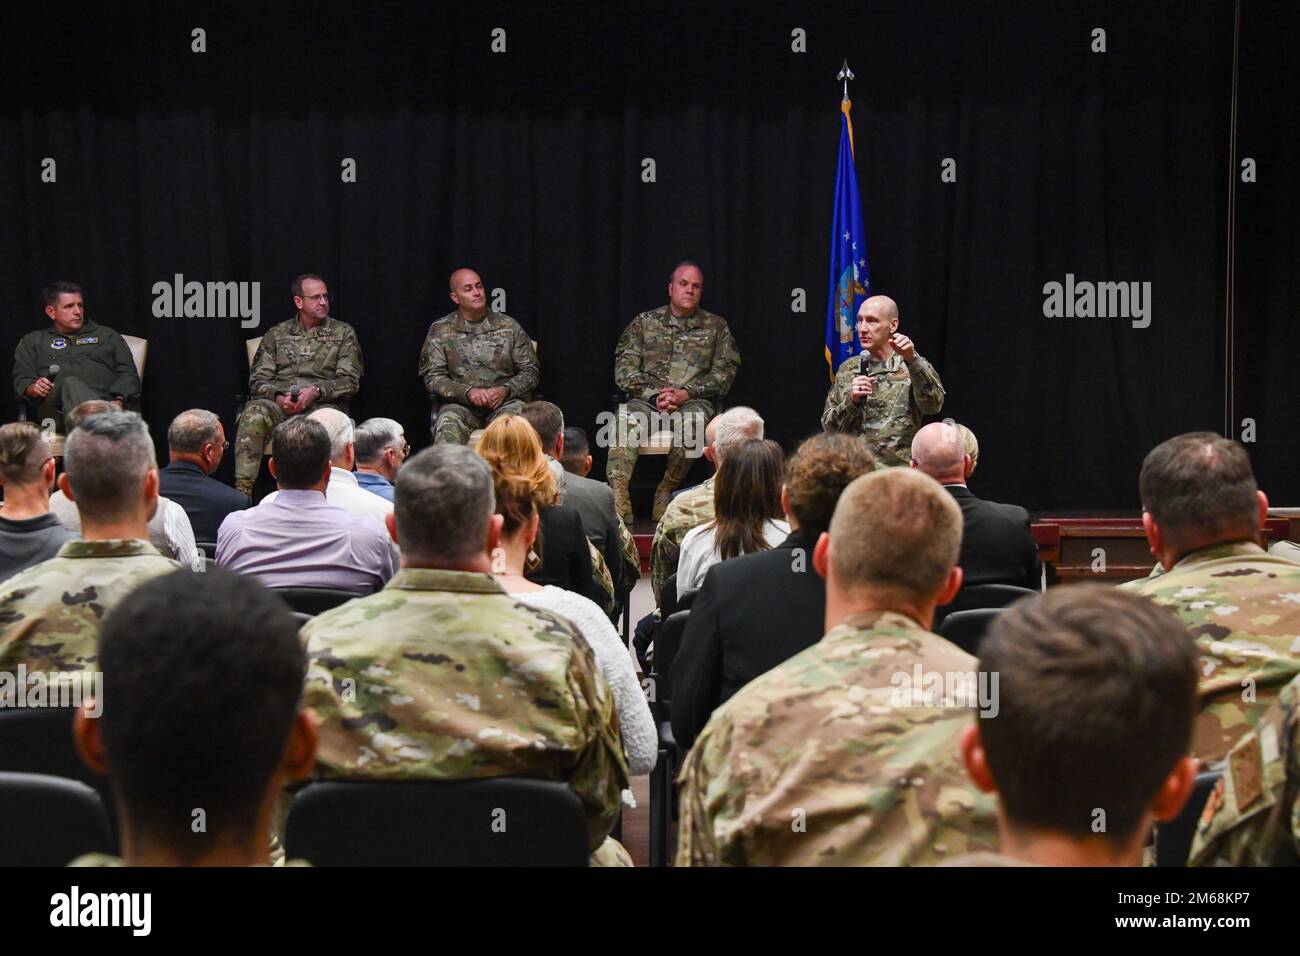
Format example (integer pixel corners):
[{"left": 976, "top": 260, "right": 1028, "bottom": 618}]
[
  {"left": 87, "top": 568, "right": 311, "bottom": 863},
  {"left": 828, "top": 468, "right": 962, "bottom": 604},
  {"left": 958, "top": 424, "right": 980, "bottom": 474},
  {"left": 63, "top": 411, "right": 157, "bottom": 522},
  {"left": 167, "top": 409, "right": 220, "bottom": 454},
  {"left": 910, "top": 421, "right": 968, "bottom": 482},
  {"left": 307, "top": 407, "right": 354, "bottom": 462},
  {"left": 269, "top": 417, "right": 331, "bottom": 490},
  {"left": 973, "top": 585, "right": 1198, "bottom": 849},
  {"left": 492, "top": 469, "right": 539, "bottom": 541},
  {"left": 519, "top": 401, "right": 564, "bottom": 454},
  {"left": 353, "top": 417, "right": 403, "bottom": 465},
  {"left": 396, "top": 445, "right": 496, "bottom": 567},
  {"left": 0, "top": 422, "right": 53, "bottom": 488},
  {"left": 65, "top": 399, "right": 116, "bottom": 430},
  {"left": 1139, "top": 432, "right": 1259, "bottom": 554},
  {"left": 784, "top": 433, "right": 876, "bottom": 535},
  {"left": 712, "top": 406, "right": 764, "bottom": 463},
  {"left": 712, "top": 439, "right": 785, "bottom": 561},
  {"left": 560, "top": 427, "right": 590, "bottom": 474},
  {"left": 476, "top": 415, "right": 557, "bottom": 510}
]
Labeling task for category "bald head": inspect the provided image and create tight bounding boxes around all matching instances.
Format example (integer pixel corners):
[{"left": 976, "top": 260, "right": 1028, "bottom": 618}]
[
  {"left": 449, "top": 268, "right": 487, "bottom": 318},
  {"left": 860, "top": 295, "right": 899, "bottom": 321},
  {"left": 911, "top": 421, "right": 971, "bottom": 485}
]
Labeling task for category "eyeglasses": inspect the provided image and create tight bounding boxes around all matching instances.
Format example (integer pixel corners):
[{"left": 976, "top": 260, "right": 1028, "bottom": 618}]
[{"left": 303, "top": 293, "right": 331, "bottom": 303}]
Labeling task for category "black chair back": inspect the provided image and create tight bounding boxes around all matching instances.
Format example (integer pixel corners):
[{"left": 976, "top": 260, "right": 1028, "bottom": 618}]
[
  {"left": 660, "top": 573, "right": 680, "bottom": 617},
  {"left": 284, "top": 778, "right": 589, "bottom": 866},
  {"left": 270, "top": 586, "right": 361, "bottom": 616},
  {"left": 653, "top": 610, "right": 692, "bottom": 701},
  {"left": 938, "top": 607, "right": 1004, "bottom": 656},
  {"left": 676, "top": 588, "right": 700, "bottom": 613},
  {"left": 195, "top": 541, "right": 218, "bottom": 559},
  {"left": 1155, "top": 770, "right": 1222, "bottom": 866},
  {"left": 0, "top": 707, "right": 117, "bottom": 838},
  {"left": 935, "top": 583, "right": 1037, "bottom": 628},
  {"left": 0, "top": 772, "right": 113, "bottom": 866}
]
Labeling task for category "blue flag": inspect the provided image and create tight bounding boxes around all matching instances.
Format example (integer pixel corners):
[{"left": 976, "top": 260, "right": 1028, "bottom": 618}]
[{"left": 825, "top": 99, "right": 870, "bottom": 378}]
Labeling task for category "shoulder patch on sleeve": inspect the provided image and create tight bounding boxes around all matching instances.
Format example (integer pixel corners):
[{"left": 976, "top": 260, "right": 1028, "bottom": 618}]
[{"left": 1228, "top": 735, "right": 1264, "bottom": 811}]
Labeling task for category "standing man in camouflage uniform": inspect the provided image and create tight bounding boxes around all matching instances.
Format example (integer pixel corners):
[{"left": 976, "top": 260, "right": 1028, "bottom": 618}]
[
  {"left": 13, "top": 282, "right": 140, "bottom": 432},
  {"left": 607, "top": 262, "right": 741, "bottom": 523},
  {"left": 677, "top": 468, "right": 998, "bottom": 865},
  {"left": 821, "top": 295, "right": 944, "bottom": 467},
  {"left": 420, "top": 268, "right": 539, "bottom": 445},
  {"left": 232, "top": 274, "right": 363, "bottom": 497},
  {"left": 300, "top": 445, "right": 631, "bottom": 866},
  {"left": 1123, "top": 432, "right": 1300, "bottom": 766},
  {"left": 0, "top": 412, "right": 179, "bottom": 674}
]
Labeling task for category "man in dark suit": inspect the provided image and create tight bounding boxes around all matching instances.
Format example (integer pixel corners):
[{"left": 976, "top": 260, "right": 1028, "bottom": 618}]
[
  {"left": 910, "top": 422, "right": 1039, "bottom": 590},
  {"left": 670, "top": 433, "right": 877, "bottom": 751},
  {"left": 158, "top": 409, "right": 249, "bottom": 543}
]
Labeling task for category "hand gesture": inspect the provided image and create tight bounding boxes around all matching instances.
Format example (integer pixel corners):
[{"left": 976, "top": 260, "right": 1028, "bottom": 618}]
[{"left": 890, "top": 333, "right": 917, "bottom": 364}]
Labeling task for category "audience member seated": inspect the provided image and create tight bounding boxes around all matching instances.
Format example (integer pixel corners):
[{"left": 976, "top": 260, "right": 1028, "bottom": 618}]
[
  {"left": 0, "top": 411, "right": 179, "bottom": 673},
  {"left": 910, "top": 421, "right": 1039, "bottom": 590},
  {"left": 489, "top": 469, "right": 656, "bottom": 776},
  {"left": 265, "top": 407, "right": 392, "bottom": 524},
  {"left": 560, "top": 426, "right": 592, "bottom": 477},
  {"left": 1123, "top": 431, "right": 1300, "bottom": 765},
  {"left": 671, "top": 433, "right": 876, "bottom": 750},
  {"left": 676, "top": 439, "right": 789, "bottom": 592},
  {"left": 352, "top": 417, "right": 408, "bottom": 502},
  {"left": 70, "top": 567, "right": 317, "bottom": 866},
  {"left": 216, "top": 417, "right": 395, "bottom": 593},
  {"left": 676, "top": 468, "right": 998, "bottom": 865},
  {"left": 948, "top": 585, "right": 1198, "bottom": 866},
  {"left": 651, "top": 406, "right": 763, "bottom": 609},
  {"left": 300, "top": 445, "right": 630, "bottom": 865},
  {"left": 0, "top": 422, "right": 76, "bottom": 581},
  {"left": 476, "top": 416, "right": 595, "bottom": 603},
  {"left": 49, "top": 400, "right": 201, "bottom": 569},
  {"left": 158, "top": 409, "right": 250, "bottom": 542}
]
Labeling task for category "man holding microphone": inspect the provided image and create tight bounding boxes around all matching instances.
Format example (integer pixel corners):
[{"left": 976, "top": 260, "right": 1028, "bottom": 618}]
[{"left": 821, "top": 294, "right": 944, "bottom": 466}]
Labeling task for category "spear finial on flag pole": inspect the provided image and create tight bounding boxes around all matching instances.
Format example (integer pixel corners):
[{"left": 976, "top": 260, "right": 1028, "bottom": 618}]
[{"left": 837, "top": 59, "right": 855, "bottom": 104}]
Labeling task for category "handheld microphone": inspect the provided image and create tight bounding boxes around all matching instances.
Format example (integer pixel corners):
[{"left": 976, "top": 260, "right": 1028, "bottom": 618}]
[
  {"left": 46, "top": 363, "right": 60, "bottom": 379},
  {"left": 290, "top": 384, "right": 300, "bottom": 402}
]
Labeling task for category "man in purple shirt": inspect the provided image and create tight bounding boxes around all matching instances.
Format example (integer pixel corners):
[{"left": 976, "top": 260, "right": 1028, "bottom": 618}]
[{"left": 216, "top": 416, "right": 395, "bottom": 593}]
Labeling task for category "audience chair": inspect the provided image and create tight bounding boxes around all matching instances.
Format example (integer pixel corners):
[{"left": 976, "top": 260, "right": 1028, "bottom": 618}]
[
  {"left": 0, "top": 772, "right": 113, "bottom": 866},
  {"left": 270, "top": 586, "right": 361, "bottom": 616},
  {"left": 938, "top": 607, "right": 1004, "bottom": 656},
  {"left": 284, "top": 777, "right": 588, "bottom": 866},
  {"left": 196, "top": 541, "right": 218, "bottom": 560},
  {"left": 935, "top": 583, "right": 1037, "bottom": 628},
  {"left": 659, "top": 573, "right": 680, "bottom": 618},
  {"left": 1155, "top": 769, "right": 1223, "bottom": 867}
]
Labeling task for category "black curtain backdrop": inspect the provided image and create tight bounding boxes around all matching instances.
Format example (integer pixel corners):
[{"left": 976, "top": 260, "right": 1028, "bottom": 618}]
[{"left": 2, "top": 0, "right": 1282, "bottom": 510}]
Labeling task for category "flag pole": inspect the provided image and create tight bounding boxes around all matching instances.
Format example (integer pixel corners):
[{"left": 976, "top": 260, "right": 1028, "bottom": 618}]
[{"left": 837, "top": 59, "right": 855, "bottom": 156}]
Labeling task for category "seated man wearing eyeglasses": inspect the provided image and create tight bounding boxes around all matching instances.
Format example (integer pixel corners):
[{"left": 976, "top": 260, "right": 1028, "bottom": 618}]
[{"left": 232, "top": 274, "right": 364, "bottom": 498}]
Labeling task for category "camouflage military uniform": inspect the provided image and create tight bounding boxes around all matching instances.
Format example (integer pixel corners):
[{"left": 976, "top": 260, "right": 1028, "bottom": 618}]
[
  {"left": 650, "top": 477, "right": 714, "bottom": 609},
  {"left": 821, "top": 352, "right": 945, "bottom": 467},
  {"left": 677, "top": 609, "right": 998, "bottom": 865},
  {"left": 300, "top": 567, "right": 630, "bottom": 866},
  {"left": 1122, "top": 540, "right": 1300, "bottom": 765},
  {"left": 419, "top": 310, "right": 539, "bottom": 445},
  {"left": 607, "top": 306, "right": 740, "bottom": 522},
  {"left": 617, "top": 514, "right": 641, "bottom": 590},
  {"left": 0, "top": 540, "right": 180, "bottom": 674},
  {"left": 13, "top": 319, "right": 141, "bottom": 430},
  {"left": 1188, "top": 672, "right": 1300, "bottom": 866},
  {"left": 233, "top": 315, "right": 364, "bottom": 496},
  {"left": 589, "top": 539, "right": 616, "bottom": 618}
]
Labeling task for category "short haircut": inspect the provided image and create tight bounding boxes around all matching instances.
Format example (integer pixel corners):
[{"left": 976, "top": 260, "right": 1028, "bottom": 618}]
[
  {"left": 354, "top": 417, "right": 404, "bottom": 464},
  {"left": 1139, "top": 432, "right": 1258, "bottom": 553},
  {"left": 829, "top": 468, "right": 962, "bottom": 603},
  {"left": 43, "top": 281, "right": 82, "bottom": 307},
  {"left": 0, "top": 422, "right": 51, "bottom": 485},
  {"left": 97, "top": 568, "right": 307, "bottom": 861},
  {"left": 668, "top": 260, "right": 703, "bottom": 283},
  {"left": 712, "top": 406, "right": 764, "bottom": 462},
  {"left": 291, "top": 273, "right": 325, "bottom": 298},
  {"left": 959, "top": 424, "right": 979, "bottom": 473},
  {"left": 784, "top": 432, "right": 877, "bottom": 535},
  {"left": 63, "top": 412, "right": 156, "bottom": 523},
  {"left": 308, "top": 407, "right": 354, "bottom": 461},
  {"left": 560, "top": 427, "right": 589, "bottom": 473},
  {"left": 712, "top": 439, "right": 785, "bottom": 560},
  {"left": 395, "top": 445, "right": 495, "bottom": 566},
  {"left": 65, "top": 400, "right": 116, "bottom": 430},
  {"left": 167, "top": 409, "right": 221, "bottom": 454},
  {"left": 911, "top": 421, "right": 966, "bottom": 476},
  {"left": 978, "top": 585, "right": 1198, "bottom": 843},
  {"left": 519, "top": 401, "right": 564, "bottom": 453},
  {"left": 269, "top": 417, "right": 331, "bottom": 489}
]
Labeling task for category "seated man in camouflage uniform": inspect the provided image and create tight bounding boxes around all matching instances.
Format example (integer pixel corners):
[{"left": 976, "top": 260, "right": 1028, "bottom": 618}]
[
  {"left": 821, "top": 295, "right": 944, "bottom": 467},
  {"left": 232, "top": 274, "right": 363, "bottom": 497},
  {"left": 1123, "top": 432, "right": 1300, "bottom": 766},
  {"left": 607, "top": 261, "right": 741, "bottom": 523},
  {"left": 677, "top": 468, "right": 998, "bottom": 866},
  {"left": 300, "top": 445, "right": 631, "bottom": 866},
  {"left": 0, "top": 412, "right": 179, "bottom": 675},
  {"left": 419, "top": 268, "right": 539, "bottom": 445}
]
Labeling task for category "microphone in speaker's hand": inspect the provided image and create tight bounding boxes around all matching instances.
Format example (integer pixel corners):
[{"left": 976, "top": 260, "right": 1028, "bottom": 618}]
[
  {"left": 46, "top": 364, "right": 60, "bottom": 379},
  {"left": 290, "top": 384, "right": 300, "bottom": 402}
]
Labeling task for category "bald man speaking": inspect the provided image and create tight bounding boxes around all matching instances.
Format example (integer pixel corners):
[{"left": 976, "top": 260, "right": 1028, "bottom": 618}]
[
  {"left": 419, "top": 268, "right": 540, "bottom": 444},
  {"left": 820, "top": 295, "right": 944, "bottom": 466}
]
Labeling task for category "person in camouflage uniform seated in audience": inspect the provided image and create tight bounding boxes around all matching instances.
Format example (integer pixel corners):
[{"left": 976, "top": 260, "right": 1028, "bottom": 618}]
[
  {"left": 300, "top": 445, "right": 631, "bottom": 866},
  {"left": 233, "top": 274, "right": 363, "bottom": 497},
  {"left": 677, "top": 469, "right": 998, "bottom": 866},
  {"left": 821, "top": 295, "right": 944, "bottom": 467}
]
